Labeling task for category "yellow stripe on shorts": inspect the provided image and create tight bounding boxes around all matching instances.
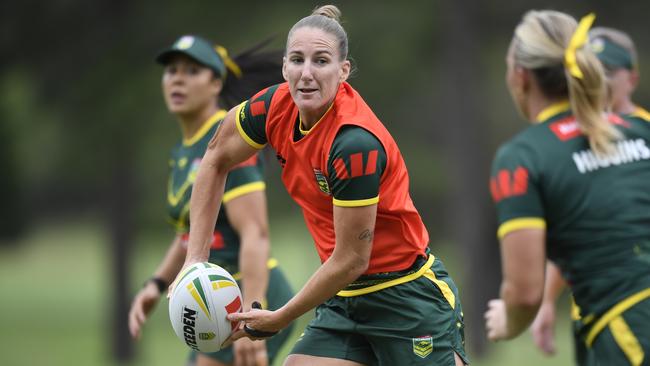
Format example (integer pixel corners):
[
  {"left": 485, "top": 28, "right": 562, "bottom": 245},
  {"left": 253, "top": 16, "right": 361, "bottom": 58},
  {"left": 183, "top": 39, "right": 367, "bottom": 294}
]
[{"left": 609, "top": 316, "right": 644, "bottom": 366}]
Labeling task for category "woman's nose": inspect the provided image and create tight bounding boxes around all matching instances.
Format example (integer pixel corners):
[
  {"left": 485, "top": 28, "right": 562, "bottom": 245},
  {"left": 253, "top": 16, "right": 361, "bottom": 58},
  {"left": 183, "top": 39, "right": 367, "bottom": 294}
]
[{"left": 300, "top": 62, "right": 313, "bottom": 80}]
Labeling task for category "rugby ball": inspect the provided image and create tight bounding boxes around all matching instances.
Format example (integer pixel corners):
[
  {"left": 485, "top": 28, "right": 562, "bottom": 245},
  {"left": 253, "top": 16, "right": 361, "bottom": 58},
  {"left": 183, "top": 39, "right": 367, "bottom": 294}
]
[{"left": 169, "top": 262, "right": 242, "bottom": 352}]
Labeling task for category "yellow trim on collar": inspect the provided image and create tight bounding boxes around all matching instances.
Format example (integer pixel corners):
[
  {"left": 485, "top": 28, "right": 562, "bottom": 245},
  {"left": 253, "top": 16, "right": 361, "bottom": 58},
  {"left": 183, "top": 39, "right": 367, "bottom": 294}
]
[
  {"left": 631, "top": 106, "right": 650, "bottom": 122},
  {"left": 497, "top": 217, "right": 546, "bottom": 240},
  {"left": 333, "top": 196, "right": 379, "bottom": 207},
  {"left": 183, "top": 110, "right": 227, "bottom": 146},
  {"left": 299, "top": 102, "right": 335, "bottom": 135},
  {"left": 235, "top": 101, "right": 266, "bottom": 149},
  {"left": 586, "top": 287, "right": 650, "bottom": 346},
  {"left": 337, "top": 255, "right": 435, "bottom": 297},
  {"left": 231, "top": 258, "right": 279, "bottom": 281},
  {"left": 223, "top": 181, "right": 265, "bottom": 203},
  {"left": 536, "top": 101, "right": 571, "bottom": 122}
]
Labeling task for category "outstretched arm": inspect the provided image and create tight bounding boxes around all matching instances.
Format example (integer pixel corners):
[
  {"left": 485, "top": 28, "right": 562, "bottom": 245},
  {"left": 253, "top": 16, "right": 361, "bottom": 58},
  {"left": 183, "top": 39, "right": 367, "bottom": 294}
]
[
  {"left": 185, "top": 107, "right": 259, "bottom": 265},
  {"left": 226, "top": 189, "right": 271, "bottom": 365},
  {"left": 227, "top": 203, "right": 376, "bottom": 336},
  {"left": 486, "top": 228, "right": 546, "bottom": 340}
]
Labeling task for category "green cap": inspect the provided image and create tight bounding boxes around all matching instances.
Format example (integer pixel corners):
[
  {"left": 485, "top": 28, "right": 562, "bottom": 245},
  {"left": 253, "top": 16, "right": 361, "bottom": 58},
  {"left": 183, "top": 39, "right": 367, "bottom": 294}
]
[
  {"left": 156, "top": 35, "right": 226, "bottom": 77},
  {"left": 589, "top": 36, "right": 634, "bottom": 70}
]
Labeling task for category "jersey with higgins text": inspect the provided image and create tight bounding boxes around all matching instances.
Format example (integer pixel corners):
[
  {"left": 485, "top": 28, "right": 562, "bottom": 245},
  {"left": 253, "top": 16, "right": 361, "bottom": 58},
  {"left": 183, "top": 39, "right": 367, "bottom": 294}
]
[{"left": 491, "top": 101, "right": 650, "bottom": 318}]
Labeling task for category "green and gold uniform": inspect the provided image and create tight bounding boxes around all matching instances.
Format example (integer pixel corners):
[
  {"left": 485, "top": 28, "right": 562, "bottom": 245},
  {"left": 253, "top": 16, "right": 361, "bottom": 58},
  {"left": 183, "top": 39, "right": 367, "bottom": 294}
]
[
  {"left": 491, "top": 101, "right": 650, "bottom": 365},
  {"left": 236, "top": 83, "right": 468, "bottom": 365},
  {"left": 167, "top": 110, "right": 294, "bottom": 364},
  {"left": 567, "top": 105, "right": 650, "bottom": 366}
]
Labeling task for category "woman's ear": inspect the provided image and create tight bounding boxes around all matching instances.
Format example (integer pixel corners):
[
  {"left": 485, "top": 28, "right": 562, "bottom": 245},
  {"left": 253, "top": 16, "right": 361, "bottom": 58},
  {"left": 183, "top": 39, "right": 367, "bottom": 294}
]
[
  {"left": 514, "top": 65, "right": 530, "bottom": 94},
  {"left": 211, "top": 77, "right": 223, "bottom": 96},
  {"left": 282, "top": 56, "right": 289, "bottom": 81},
  {"left": 340, "top": 60, "right": 351, "bottom": 82}
]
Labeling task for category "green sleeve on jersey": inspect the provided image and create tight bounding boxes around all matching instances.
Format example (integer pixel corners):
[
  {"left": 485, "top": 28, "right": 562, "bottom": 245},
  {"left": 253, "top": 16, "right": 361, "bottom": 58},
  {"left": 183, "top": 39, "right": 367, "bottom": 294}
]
[
  {"left": 327, "top": 126, "right": 387, "bottom": 206},
  {"left": 223, "top": 153, "right": 265, "bottom": 203},
  {"left": 236, "top": 84, "right": 280, "bottom": 148},
  {"left": 490, "top": 141, "right": 546, "bottom": 237}
]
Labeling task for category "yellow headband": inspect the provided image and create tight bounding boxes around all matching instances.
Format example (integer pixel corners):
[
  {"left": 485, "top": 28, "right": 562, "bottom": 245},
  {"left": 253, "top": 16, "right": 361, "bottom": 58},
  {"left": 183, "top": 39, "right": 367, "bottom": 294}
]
[
  {"left": 564, "top": 13, "right": 596, "bottom": 79},
  {"left": 214, "top": 45, "right": 243, "bottom": 79}
]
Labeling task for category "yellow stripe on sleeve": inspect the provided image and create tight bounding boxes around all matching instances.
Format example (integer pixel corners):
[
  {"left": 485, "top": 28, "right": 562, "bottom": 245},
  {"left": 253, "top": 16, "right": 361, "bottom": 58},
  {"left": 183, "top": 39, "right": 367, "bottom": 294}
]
[
  {"left": 497, "top": 217, "right": 546, "bottom": 240},
  {"left": 234, "top": 101, "right": 266, "bottom": 150},
  {"left": 223, "top": 182, "right": 265, "bottom": 203},
  {"left": 332, "top": 196, "right": 379, "bottom": 207}
]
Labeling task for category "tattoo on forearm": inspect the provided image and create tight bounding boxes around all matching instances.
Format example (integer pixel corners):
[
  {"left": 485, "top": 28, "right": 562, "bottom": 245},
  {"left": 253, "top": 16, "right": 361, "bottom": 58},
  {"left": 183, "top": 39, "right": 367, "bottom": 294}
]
[{"left": 358, "top": 229, "right": 374, "bottom": 243}]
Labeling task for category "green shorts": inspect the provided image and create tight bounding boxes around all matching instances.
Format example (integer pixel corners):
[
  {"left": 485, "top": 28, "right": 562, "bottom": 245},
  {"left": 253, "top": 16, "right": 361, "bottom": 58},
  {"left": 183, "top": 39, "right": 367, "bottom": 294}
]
[
  {"left": 290, "top": 255, "right": 468, "bottom": 365},
  {"left": 585, "top": 296, "right": 650, "bottom": 366},
  {"left": 189, "top": 265, "right": 295, "bottom": 364},
  {"left": 572, "top": 319, "right": 594, "bottom": 366}
]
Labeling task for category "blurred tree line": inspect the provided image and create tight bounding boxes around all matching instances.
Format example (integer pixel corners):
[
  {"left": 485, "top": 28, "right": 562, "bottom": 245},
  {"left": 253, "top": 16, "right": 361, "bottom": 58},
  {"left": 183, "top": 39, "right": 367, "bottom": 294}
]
[{"left": 1, "top": 0, "right": 648, "bottom": 361}]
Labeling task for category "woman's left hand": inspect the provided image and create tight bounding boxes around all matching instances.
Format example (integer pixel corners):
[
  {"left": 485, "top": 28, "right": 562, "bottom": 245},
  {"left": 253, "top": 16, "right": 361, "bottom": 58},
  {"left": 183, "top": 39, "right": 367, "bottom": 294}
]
[
  {"left": 223, "top": 308, "right": 287, "bottom": 347},
  {"left": 485, "top": 299, "right": 509, "bottom": 341}
]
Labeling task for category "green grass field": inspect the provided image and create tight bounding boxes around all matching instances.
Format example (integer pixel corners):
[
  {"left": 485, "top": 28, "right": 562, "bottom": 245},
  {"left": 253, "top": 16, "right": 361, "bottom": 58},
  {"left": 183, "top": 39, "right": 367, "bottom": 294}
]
[{"left": 0, "top": 219, "right": 574, "bottom": 365}]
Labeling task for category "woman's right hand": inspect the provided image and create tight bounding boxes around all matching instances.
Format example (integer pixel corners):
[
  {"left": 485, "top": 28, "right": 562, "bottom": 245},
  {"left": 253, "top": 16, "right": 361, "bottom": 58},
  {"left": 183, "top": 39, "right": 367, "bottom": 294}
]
[
  {"left": 530, "top": 300, "right": 557, "bottom": 356},
  {"left": 128, "top": 282, "right": 162, "bottom": 340}
]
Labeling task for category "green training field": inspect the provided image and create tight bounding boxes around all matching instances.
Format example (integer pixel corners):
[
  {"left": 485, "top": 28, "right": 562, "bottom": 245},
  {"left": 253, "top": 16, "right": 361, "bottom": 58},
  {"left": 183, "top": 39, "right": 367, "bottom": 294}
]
[{"left": 0, "top": 218, "right": 573, "bottom": 365}]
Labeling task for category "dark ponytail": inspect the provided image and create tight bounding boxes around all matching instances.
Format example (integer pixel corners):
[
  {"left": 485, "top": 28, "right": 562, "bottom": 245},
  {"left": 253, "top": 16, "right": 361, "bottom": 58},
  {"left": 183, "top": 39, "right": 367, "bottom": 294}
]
[{"left": 216, "top": 38, "right": 284, "bottom": 109}]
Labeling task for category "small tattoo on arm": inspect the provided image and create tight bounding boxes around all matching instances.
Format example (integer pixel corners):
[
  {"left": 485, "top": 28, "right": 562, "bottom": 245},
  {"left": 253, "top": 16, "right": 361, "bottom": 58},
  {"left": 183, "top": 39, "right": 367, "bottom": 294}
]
[{"left": 358, "top": 229, "right": 374, "bottom": 243}]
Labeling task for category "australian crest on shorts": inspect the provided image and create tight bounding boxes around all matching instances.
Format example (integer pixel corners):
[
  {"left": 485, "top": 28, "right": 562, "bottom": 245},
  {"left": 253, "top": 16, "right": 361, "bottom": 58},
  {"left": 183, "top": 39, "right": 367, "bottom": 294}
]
[{"left": 412, "top": 335, "right": 433, "bottom": 358}]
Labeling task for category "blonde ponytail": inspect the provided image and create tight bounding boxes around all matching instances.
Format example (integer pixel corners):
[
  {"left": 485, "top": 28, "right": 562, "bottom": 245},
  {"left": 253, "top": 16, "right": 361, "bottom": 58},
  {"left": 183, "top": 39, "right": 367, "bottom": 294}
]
[
  {"left": 512, "top": 10, "right": 620, "bottom": 155},
  {"left": 567, "top": 46, "right": 621, "bottom": 155}
]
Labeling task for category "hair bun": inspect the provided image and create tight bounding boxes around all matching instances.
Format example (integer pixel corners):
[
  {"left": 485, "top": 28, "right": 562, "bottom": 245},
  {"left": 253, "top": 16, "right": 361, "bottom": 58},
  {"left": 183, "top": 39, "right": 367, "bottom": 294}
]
[{"left": 312, "top": 5, "right": 341, "bottom": 22}]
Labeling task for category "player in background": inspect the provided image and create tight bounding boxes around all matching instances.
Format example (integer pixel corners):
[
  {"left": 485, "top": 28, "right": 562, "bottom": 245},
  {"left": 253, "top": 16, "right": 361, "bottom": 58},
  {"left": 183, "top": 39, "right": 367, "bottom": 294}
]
[
  {"left": 484, "top": 10, "right": 650, "bottom": 366},
  {"left": 530, "top": 26, "right": 650, "bottom": 365},
  {"left": 128, "top": 35, "right": 294, "bottom": 366},
  {"left": 172, "top": 5, "right": 468, "bottom": 366}
]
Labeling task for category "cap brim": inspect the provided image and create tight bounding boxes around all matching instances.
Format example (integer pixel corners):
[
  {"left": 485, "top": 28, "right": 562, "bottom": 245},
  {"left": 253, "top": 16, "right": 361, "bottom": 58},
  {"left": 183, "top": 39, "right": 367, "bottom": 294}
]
[
  {"left": 154, "top": 46, "right": 224, "bottom": 77},
  {"left": 155, "top": 49, "right": 193, "bottom": 65}
]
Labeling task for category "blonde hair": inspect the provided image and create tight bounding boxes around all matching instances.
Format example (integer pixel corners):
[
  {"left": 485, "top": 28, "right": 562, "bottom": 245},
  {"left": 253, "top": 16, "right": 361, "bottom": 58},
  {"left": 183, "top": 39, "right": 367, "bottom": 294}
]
[
  {"left": 513, "top": 10, "right": 621, "bottom": 155},
  {"left": 287, "top": 5, "right": 348, "bottom": 61}
]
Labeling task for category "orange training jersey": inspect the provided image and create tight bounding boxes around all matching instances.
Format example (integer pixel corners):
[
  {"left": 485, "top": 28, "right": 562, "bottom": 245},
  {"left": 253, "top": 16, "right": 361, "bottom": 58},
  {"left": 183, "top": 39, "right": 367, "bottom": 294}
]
[{"left": 236, "top": 82, "right": 428, "bottom": 274}]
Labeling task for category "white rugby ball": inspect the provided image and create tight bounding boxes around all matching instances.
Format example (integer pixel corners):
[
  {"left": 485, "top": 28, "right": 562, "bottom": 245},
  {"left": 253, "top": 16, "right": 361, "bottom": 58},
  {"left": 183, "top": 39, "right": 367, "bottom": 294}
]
[{"left": 169, "top": 262, "right": 242, "bottom": 352}]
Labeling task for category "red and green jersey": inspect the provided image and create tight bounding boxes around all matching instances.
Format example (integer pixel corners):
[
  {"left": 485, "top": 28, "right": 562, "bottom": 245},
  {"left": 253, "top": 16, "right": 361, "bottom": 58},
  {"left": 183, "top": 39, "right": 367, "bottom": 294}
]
[
  {"left": 167, "top": 110, "right": 266, "bottom": 273},
  {"left": 490, "top": 101, "right": 650, "bottom": 317},
  {"left": 235, "top": 82, "right": 429, "bottom": 274}
]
